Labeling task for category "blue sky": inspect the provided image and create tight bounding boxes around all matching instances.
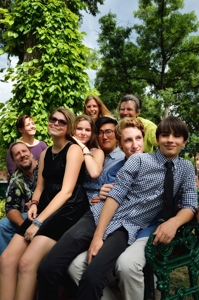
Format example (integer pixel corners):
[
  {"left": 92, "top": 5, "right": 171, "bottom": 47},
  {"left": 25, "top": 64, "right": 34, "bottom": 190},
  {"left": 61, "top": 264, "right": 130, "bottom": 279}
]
[{"left": 0, "top": 0, "right": 198, "bottom": 102}]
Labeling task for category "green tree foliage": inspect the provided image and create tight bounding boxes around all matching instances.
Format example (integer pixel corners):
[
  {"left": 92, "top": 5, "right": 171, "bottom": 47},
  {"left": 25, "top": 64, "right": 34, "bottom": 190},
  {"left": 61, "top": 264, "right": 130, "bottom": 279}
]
[
  {"left": 0, "top": 0, "right": 90, "bottom": 147},
  {"left": 87, "top": 48, "right": 101, "bottom": 71},
  {"left": 134, "top": 0, "right": 199, "bottom": 160},
  {"left": 68, "top": 0, "right": 105, "bottom": 17},
  {"left": 180, "top": 131, "right": 199, "bottom": 173},
  {"left": 171, "top": 89, "right": 199, "bottom": 171},
  {"left": 95, "top": 0, "right": 199, "bottom": 123},
  {"left": 0, "top": 0, "right": 105, "bottom": 20},
  {"left": 171, "top": 90, "right": 199, "bottom": 132},
  {"left": 0, "top": 0, "right": 12, "bottom": 47},
  {"left": 133, "top": 0, "right": 199, "bottom": 118},
  {"left": 0, "top": 199, "right": 6, "bottom": 219},
  {"left": 140, "top": 95, "right": 163, "bottom": 125},
  {"left": 95, "top": 13, "right": 148, "bottom": 112}
]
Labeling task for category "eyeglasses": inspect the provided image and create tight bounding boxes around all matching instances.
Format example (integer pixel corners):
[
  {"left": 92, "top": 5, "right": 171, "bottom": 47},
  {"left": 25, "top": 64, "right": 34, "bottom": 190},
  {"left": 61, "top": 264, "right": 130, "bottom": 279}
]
[
  {"left": 49, "top": 116, "right": 68, "bottom": 127},
  {"left": 98, "top": 129, "right": 114, "bottom": 137}
]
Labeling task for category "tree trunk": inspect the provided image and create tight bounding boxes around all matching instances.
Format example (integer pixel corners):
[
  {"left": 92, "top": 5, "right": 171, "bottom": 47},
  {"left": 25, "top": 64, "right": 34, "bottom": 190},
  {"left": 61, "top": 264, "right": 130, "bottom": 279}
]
[
  {"left": 162, "top": 106, "right": 170, "bottom": 119},
  {"left": 23, "top": 31, "right": 41, "bottom": 63}
]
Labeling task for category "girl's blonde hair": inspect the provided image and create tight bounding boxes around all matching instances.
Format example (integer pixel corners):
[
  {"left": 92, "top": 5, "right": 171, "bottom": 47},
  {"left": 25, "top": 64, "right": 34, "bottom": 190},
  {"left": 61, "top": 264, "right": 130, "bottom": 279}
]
[
  {"left": 83, "top": 95, "right": 112, "bottom": 119},
  {"left": 74, "top": 115, "right": 99, "bottom": 149}
]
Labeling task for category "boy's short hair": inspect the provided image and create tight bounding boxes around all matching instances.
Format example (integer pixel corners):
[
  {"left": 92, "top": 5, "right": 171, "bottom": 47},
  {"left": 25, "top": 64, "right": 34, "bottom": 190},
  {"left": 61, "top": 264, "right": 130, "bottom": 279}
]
[
  {"left": 95, "top": 116, "right": 118, "bottom": 133},
  {"left": 115, "top": 117, "right": 145, "bottom": 142},
  {"left": 156, "top": 116, "right": 188, "bottom": 141}
]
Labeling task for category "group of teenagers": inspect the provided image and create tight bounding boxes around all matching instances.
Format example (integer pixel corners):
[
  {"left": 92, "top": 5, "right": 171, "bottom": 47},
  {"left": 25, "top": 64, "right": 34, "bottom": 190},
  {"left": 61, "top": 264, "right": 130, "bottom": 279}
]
[{"left": 0, "top": 94, "right": 197, "bottom": 300}]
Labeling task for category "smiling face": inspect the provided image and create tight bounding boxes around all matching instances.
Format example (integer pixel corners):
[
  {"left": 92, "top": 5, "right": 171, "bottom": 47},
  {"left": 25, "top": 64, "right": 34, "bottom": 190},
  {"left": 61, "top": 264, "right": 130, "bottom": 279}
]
[
  {"left": 74, "top": 120, "right": 92, "bottom": 145},
  {"left": 19, "top": 117, "right": 36, "bottom": 137},
  {"left": 119, "top": 101, "right": 140, "bottom": 119},
  {"left": 119, "top": 127, "right": 144, "bottom": 159},
  {"left": 157, "top": 133, "right": 186, "bottom": 160},
  {"left": 48, "top": 111, "right": 68, "bottom": 138},
  {"left": 85, "top": 99, "right": 100, "bottom": 121},
  {"left": 97, "top": 123, "right": 117, "bottom": 154},
  {"left": 11, "top": 143, "right": 33, "bottom": 171}
]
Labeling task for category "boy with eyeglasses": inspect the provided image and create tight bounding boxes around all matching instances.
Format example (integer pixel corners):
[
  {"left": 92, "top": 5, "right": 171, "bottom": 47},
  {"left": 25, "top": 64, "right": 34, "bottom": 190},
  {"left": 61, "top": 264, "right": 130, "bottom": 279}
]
[{"left": 83, "top": 116, "right": 125, "bottom": 205}]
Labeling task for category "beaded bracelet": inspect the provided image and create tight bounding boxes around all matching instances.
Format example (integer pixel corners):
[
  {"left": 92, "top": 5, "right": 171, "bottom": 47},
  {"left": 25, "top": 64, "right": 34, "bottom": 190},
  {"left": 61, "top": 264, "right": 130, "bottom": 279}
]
[
  {"left": 32, "top": 218, "right": 43, "bottom": 228},
  {"left": 83, "top": 153, "right": 93, "bottom": 157},
  {"left": 30, "top": 200, "right": 39, "bottom": 206}
]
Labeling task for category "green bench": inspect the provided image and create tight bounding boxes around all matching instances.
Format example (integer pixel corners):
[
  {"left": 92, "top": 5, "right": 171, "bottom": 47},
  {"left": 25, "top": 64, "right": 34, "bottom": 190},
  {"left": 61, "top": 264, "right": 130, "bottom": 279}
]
[{"left": 145, "top": 219, "right": 199, "bottom": 299}]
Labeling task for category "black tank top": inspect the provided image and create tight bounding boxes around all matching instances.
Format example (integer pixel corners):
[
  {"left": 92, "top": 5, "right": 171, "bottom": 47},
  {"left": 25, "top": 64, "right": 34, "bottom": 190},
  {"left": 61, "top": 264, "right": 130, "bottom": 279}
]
[{"left": 42, "top": 142, "right": 85, "bottom": 185}]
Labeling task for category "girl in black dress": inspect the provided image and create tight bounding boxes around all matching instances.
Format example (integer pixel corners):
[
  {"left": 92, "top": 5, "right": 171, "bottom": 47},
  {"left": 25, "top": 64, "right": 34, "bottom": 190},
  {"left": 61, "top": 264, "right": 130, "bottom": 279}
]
[{"left": 0, "top": 108, "right": 103, "bottom": 300}]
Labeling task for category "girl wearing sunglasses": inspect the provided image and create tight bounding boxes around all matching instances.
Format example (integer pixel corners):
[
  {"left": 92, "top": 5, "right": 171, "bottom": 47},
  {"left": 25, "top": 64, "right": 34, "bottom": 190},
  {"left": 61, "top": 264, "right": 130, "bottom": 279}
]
[{"left": 0, "top": 107, "right": 103, "bottom": 300}]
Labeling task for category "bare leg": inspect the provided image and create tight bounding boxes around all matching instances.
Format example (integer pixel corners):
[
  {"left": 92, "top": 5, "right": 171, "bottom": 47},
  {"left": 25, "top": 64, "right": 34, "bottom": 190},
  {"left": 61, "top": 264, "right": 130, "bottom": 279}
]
[
  {"left": 0, "top": 234, "right": 29, "bottom": 300},
  {"left": 15, "top": 235, "right": 56, "bottom": 300}
]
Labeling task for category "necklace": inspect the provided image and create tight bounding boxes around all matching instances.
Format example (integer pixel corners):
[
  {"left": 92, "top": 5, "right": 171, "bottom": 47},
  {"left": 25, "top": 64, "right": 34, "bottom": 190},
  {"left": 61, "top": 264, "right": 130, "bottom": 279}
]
[
  {"left": 52, "top": 152, "right": 59, "bottom": 160},
  {"left": 51, "top": 142, "right": 69, "bottom": 160}
]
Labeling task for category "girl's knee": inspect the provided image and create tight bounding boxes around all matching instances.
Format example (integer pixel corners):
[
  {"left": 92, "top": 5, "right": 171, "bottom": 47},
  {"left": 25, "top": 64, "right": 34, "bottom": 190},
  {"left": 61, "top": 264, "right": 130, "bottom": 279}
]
[
  {"left": 18, "top": 256, "right": 32, "bottom": 274},
  {"left": 0, "top": 250, "right": 16, "bottom": 269}
]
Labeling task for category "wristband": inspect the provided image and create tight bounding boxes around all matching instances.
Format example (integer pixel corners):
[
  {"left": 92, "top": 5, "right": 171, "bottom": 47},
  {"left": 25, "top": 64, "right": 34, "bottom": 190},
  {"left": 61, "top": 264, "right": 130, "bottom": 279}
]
[
  {"left": 32, "top": 218, "right": 43, "bottom": 228},
  {"left": 82, "top": 146, "right": 87, "bottom": 150},
  {"left": 83, "top": 153, "right": 93, "bottom": 157},
  {"left": 30, "top": 200, "right": 39, "bottom": 206}
]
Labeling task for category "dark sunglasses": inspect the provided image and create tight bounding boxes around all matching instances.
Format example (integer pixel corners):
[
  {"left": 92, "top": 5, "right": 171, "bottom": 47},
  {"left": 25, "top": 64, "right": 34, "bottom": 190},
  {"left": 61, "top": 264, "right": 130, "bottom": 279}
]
[{"left": 49, "top": 116, "right": 68, "bottom": 127}]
